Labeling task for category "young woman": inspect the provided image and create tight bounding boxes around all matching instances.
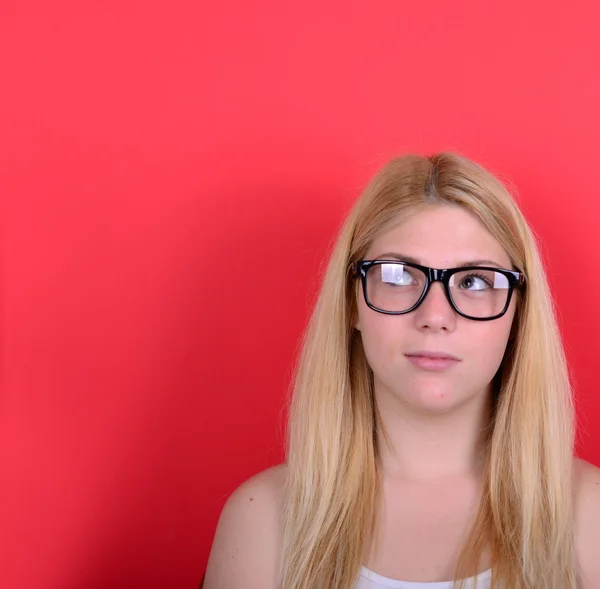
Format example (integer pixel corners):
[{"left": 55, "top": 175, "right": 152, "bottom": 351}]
[{"left": 204, "top": 152, "right": 600, "bottom": 588}]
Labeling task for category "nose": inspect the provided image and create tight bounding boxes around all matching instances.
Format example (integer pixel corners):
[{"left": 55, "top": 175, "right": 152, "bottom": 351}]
[{"left": 413, "top": 281, "right": 457, "bottom": 331}]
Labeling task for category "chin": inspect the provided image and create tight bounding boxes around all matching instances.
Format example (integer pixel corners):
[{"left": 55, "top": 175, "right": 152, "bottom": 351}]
[{"left": 402, "top": 383, "right": 466, "bottom": 412}]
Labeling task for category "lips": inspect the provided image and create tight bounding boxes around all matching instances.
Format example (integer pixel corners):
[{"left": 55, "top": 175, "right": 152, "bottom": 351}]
[
  {"left": 404, "top": 351, "right": 461, "bottom": 372},
  {"left": 405, "top": 351, "right": 461, "bottom": 361}
]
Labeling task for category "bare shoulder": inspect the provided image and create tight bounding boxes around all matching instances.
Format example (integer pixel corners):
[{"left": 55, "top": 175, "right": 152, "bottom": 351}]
[
  {"left": 573, "top": 457, "right": 600, "bottom": 588},
  {"left": 203, "top": 463, "right": 287, "bottom": 589}
]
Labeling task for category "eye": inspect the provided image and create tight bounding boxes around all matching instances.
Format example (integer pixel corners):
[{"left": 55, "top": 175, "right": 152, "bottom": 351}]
[
  {"left": 380, "top": 264, "right": 418, "bottom": 286},
  {"left": 459, "top": 273, "right": 491, "bottom": 290}
]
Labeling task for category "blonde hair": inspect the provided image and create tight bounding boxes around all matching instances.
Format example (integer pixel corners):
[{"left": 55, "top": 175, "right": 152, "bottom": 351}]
[{"left": 279, "top": 152, "right": 576, "bottom": 588}]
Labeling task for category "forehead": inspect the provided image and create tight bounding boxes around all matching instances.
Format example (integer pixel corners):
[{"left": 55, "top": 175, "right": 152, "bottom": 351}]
[{"left": 366, "top": 205, "right": 512, "bottom": 268}]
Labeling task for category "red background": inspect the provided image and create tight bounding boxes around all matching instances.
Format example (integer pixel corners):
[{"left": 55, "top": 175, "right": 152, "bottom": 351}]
[{"left": 2, "top": 1, "right": 599, "bottom": 588}]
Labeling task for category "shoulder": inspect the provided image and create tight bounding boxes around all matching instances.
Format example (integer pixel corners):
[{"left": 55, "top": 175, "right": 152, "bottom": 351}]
[
  {"left": 203, "top": 463, "right": 287, "bottom": 589},
  {"left": 573, "top": 457, "right": 600, "bottom": 588}
]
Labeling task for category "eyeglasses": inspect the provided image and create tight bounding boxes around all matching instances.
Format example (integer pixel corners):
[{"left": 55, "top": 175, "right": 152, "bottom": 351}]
[{"left": 350, "top": 260, "right": 526, "bottom": 321}]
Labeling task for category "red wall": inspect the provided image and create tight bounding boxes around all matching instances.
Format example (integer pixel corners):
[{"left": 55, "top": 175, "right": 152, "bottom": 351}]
[{"left": 2, "top": 1, "right": 599, "bottom": 587}]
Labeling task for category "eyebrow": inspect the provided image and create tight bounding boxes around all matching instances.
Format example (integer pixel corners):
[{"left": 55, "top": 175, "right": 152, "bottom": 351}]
[{"left": 373, "top": 252, "right": 506, "bottom": 268}]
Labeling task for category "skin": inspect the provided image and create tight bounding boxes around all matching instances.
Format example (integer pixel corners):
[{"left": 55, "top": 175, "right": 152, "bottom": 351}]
[
  {"left": 355, "top": 205, "right": 515, "bottom": 483},
  {"left": 204, "top": 205, "right": 600, "bottom": 589}
]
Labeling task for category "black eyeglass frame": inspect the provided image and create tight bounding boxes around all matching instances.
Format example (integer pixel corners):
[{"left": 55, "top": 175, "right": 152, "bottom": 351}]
[{"left": 349, "top": 259, "right": 526, "bottom": 321}]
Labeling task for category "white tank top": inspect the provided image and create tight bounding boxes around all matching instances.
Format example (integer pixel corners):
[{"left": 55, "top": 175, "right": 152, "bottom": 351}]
[{"left": 355, "top": 566, "right": 492, "bottom": 588}]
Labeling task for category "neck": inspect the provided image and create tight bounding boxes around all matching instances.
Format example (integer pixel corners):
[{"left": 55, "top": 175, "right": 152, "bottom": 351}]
[{"left": 374, "top": 380, "right": 493, "bottom": 482}]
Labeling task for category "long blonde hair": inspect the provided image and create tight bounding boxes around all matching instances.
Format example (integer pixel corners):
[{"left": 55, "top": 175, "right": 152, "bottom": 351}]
[{"left": 280, "top": 152, "right": 576, "bottom": 588}]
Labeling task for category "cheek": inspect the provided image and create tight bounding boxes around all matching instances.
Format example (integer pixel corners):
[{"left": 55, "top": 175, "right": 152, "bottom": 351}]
[
  {"left": 356, "top": 312, "right": 410, "bottom": 369},
  {"left": 462, "top": 320, "right": 513, "bottom": 377}
]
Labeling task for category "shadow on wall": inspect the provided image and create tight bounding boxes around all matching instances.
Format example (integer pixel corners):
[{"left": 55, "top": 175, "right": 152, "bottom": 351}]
[{"left": 193, "top": 171, "right": 354, "bottom": 589}]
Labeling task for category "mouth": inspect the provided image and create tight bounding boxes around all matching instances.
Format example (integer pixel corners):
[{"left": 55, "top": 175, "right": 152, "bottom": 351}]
[
  {"left": 405, "top": 351, "right": 461, "bottom": 361},
  {"left": 404, "top": 351, "right": 461, "bottom": 372}
]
